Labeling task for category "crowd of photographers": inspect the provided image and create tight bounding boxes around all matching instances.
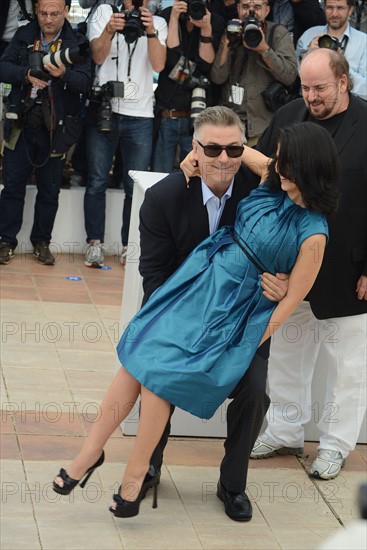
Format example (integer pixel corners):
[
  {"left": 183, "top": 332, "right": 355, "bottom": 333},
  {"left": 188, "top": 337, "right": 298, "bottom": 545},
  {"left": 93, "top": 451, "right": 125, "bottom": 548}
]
[{"left": 0, "top": 0, "right": 366, "bottom": 267}]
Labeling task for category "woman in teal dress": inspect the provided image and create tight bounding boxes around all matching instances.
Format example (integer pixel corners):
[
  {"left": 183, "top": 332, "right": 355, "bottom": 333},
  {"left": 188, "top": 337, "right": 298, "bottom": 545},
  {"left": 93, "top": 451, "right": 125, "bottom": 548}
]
[{"left": 52, "top": 112, "right": 340, "bottom": 519}]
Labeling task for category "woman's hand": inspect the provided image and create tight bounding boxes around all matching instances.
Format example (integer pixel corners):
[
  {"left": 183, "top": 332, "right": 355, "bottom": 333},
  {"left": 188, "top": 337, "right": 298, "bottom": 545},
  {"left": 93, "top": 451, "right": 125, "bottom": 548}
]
[
  {"left": 180, "top": 151, "right": 200, "bottom": 182},
  {"left": 356, "top": 274, "right": 367, "bottom": 301},
  {"left": 261, "top": 272, "right": 289, "bottom": 302}
]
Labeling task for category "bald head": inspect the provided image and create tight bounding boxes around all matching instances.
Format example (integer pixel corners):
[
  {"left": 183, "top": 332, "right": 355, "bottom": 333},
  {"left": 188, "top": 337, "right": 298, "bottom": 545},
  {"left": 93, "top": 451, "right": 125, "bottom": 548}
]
[{"left": 299, "top": 49, "right": 350, "bottom": 120}]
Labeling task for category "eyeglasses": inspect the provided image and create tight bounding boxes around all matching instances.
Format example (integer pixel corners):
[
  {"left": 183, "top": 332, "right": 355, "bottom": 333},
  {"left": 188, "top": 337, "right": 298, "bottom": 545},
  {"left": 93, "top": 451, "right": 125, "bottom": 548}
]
[
  {"left": 196, "top": 140, "right": 244, "bottom": 158},
  {"left": 38, "top": 11, "right": 64, "bottom": 19},
  {"left": 301, "top": 83, "right": 332, "bottom": 94},
  {"left": 325, "top": 5, "right": 349, "bottom": 13},
  {"left": 240, "top": 2, "right": 268, "bottom": 11}
]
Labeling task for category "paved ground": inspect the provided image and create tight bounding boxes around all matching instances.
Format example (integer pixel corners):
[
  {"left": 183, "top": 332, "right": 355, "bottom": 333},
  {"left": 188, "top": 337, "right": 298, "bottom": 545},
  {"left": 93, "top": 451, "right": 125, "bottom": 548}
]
[{"left": 1, "top": 253, "right": 366, "bottom": 550}]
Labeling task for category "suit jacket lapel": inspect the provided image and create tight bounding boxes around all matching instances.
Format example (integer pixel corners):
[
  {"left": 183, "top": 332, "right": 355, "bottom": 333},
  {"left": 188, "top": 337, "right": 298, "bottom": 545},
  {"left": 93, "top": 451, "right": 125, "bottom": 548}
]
[
  {"left": 219, "top": 165, "right": 260, "bottom": 227},
  {"left": 186, "top": 176, "right": 210, "bottom": 244},
  {"left": 219, "top": 182, "right": 241, "bottom": 227},
  {"left": 332, "top": 95, "right": 359, "bottom": 155}
]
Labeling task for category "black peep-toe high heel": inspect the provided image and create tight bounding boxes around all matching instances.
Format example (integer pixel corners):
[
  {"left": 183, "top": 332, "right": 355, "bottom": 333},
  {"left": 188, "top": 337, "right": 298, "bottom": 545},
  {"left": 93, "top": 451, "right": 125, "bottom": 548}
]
[
  {"left": 109, "top": 466, "right": 160, "bottom": 518},
  {"left": 53, "top": 451, "right": 105, "bottom": 495}
]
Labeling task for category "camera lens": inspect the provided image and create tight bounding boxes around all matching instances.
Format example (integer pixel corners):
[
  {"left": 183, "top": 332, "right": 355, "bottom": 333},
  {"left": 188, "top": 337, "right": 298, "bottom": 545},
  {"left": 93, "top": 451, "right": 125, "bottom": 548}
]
[
  {"left": 123, "top": 10, "right": 144, "bottom": 43},
  {"left": 243, "top": 24, "right": 262, "bottom": 48},
  {"left": 97, "top": 99, "right": 113, "bottom": 133},
  {"left": 188, "top": 0, "right": 206, "bottom": 21},
  {"left": 318, "top": 34, "right": 340, "bottom": 50}
]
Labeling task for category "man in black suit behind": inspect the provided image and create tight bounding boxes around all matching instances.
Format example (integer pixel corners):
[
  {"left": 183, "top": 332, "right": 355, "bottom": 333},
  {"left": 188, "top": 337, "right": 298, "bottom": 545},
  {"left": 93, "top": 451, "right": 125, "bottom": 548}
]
[
  {"left": 138, "top": 106, "right": 287, "bottom": 521},
  {"left": 251, "top": 49, "right": 367, "bottom": 480}
]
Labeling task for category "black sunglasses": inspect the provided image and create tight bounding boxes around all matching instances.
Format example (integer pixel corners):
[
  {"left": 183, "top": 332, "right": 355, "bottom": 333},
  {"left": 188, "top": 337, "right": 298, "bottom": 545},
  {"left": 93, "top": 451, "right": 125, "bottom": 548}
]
[{"left": 196, "top": 140, "right": 245, "bottom": 158}]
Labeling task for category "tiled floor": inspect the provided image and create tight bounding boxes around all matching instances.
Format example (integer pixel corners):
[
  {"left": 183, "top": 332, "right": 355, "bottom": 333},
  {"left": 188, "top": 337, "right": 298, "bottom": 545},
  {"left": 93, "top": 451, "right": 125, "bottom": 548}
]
[{"left": 1, "top": 254, "right": 366, "bottom": 549}]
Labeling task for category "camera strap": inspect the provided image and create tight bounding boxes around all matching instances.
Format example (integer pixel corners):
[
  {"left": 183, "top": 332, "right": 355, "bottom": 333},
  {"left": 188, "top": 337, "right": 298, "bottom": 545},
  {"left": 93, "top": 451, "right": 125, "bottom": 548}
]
[
  {"left": 339, "top": 35, "right": 349, "bottom": 52},
  {"left": 16, "top": 0, "right": 34, "bottom": 22},
  {"left": 34, "top": 36, "right": 63, "bottom": 130},
  {"left": 33, "top": 36, "right": 63, "bottom": 54}
]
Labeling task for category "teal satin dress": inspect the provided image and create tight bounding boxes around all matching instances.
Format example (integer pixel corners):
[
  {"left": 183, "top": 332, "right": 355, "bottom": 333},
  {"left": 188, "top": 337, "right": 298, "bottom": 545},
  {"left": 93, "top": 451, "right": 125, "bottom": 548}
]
[{"left": 117, "top": 184, "right": 328, "bottom": 419}]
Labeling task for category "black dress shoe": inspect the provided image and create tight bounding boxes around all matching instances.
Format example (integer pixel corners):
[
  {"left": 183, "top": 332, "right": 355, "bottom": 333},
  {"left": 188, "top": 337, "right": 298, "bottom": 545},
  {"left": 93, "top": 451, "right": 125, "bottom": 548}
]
[{"left": 217, "top": 481, "right": 252, "bottom": 522}]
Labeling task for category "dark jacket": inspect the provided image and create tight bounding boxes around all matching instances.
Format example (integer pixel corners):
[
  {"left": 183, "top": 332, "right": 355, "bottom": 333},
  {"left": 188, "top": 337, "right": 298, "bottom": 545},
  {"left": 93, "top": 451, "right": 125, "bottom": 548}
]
[
  {"left": 257, "top": 95, "right": 367, "bottom": 319},
  {"left": 291, "top": 0, "right": 326, "bottom": 44},
  {"left": 154, "top": 7, "right": 225, "bottom": 111},
  {"left": 0, "top": 18, "right": 91, "bottom": 142},
  {"left": 139, "top": 165, "right": 259, "bottom": 303},
  {"left": 211, "top": 22, "right": 298, "bottom": 137}
]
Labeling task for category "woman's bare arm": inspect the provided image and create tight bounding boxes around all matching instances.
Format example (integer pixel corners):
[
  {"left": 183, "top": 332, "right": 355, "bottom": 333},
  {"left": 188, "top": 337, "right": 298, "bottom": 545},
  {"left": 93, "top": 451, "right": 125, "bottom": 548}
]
[
  {"left": 258, "top": 233, "right": 327, "bottom": 346},
  {"left": 180, "top": 146, "right": 271, "bottom": 182},
  {"left": 241, "top": 147, "right": 271, "bottom": 182}
]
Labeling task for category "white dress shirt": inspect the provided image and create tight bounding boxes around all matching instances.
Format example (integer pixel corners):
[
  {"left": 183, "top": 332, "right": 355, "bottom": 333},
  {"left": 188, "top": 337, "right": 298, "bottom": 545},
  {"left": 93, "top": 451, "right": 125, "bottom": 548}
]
[{"left": 201, "top": 178, "right": 234, "bottom": 235}]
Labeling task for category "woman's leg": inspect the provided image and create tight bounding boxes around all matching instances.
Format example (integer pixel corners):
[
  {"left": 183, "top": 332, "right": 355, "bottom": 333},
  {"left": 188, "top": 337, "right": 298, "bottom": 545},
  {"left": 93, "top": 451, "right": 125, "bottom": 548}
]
[
  {"left": 55, "top": 366, "right": 140, "bottom": 486},
  {"left": 115, "top": 386, "right": 171, "bottom": 503}
]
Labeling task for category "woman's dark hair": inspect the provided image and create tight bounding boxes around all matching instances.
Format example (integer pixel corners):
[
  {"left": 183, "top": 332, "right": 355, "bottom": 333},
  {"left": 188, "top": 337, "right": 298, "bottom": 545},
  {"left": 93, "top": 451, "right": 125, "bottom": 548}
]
[{"left": 266, "top": 122, "right": 340, "bottom": 215}]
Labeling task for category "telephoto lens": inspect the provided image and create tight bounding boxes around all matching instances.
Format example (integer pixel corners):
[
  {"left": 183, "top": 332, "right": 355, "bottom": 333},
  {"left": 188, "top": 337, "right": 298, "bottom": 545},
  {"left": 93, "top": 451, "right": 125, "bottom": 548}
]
[
  {"left": 29, "top": 42, "right": 90, "bottom": 81},
  {"left": 190, "top": 87, "right": 207, "bottom": 128}
]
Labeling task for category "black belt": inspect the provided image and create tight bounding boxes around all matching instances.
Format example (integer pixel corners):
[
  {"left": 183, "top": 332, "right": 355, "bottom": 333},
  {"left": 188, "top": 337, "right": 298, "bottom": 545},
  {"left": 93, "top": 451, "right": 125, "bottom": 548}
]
[
  {"left": 231, "top": 230, "right": 271, "bottom": 274},
  {"left": 161, "top": 109, "right": 191, "bottom": 119}
]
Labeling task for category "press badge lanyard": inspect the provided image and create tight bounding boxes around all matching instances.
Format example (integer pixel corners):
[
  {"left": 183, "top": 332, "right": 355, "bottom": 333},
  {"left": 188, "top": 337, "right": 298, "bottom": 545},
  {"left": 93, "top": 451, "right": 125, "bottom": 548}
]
[
  {"left": 111, "top": 35, "right": 138, "bottom": 82},
  {"left": 126, "top": 40, "right": 138, "bottom": 81}
]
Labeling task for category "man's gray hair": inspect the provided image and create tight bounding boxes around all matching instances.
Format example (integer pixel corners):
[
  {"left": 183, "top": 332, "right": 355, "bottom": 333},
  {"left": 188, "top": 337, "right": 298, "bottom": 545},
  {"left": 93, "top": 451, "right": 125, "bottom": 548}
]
[{"left": 193, "top": 106, "right": 246, "bottom": 143}]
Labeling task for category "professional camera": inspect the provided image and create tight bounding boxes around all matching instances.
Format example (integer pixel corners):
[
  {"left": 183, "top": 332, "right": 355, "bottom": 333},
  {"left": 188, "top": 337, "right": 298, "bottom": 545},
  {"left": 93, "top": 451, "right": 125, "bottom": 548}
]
[
  {"left": 189, "top": 75, "right": 210, "bottom": 125},
  {"left": 242, "top": 10, "right": 262, "bottom": 48},
  {"left": 262, "top": 81, "right": 298, "bottom": 113},
  {"left": 318, "top": 34, "right": 342, "bottom": 51},
  {"left": 28, "top": 41, "right": 90, "bottom": 81},
  {"left": 185, "top": 0, "right": 207, "bottom": 21},
  {"left": 90, "top": 81, "right": 125, "bottom": 133},
  {"left": 226, "top": 19, "right": 242, "bottom": 48},
  {"left": 5, "top": 89, "right": 51, "bottom": 129},
  {"left": 112, "top": 0, "right": 145, "bottom": 44}
]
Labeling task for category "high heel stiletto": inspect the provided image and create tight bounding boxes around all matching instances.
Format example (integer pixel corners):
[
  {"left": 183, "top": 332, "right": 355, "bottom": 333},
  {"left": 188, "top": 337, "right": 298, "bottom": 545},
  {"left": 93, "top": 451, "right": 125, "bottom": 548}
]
[
  {"left": 53, "top": 451, "right": 105, "bottom": 495},
  {"left": 109, "top": 466, "right": 160, "bottom": 518}
]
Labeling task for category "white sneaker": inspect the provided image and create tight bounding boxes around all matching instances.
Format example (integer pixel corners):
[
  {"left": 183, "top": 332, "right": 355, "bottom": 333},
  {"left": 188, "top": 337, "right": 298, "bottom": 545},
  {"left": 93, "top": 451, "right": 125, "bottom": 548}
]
[
  {"left": 250, "top": 432, "right": 304, "bottom": 459},
  {"left": 120, "top": 245, "right": 128, "bottom": 266},
  {"left": 84, "top": 241, "right": 104, "bottom": 268},
  {"left": 69, "top": 173, "right": 84, "bottom": 187},
  {"left": 310, "top": 449, "right": 345, "bottom": 480}
]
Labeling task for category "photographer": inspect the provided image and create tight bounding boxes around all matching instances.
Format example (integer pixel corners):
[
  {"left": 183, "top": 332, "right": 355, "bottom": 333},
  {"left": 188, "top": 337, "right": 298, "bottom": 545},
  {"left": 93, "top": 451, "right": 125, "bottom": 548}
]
[
  {"left": 0, "top": 0, "right": 91, "bottom": 266},
  {"left": 211, "top": 0, "right": 297, "bottom": 146},
  {"left": 151, "top": 0, "right": 225, "bottom": 173},
  {"left": 296, "top": 0, "right": 367, "bottom": 100},
  {"left": 83, "top": 0, "right": 167, "bottom": 268}
]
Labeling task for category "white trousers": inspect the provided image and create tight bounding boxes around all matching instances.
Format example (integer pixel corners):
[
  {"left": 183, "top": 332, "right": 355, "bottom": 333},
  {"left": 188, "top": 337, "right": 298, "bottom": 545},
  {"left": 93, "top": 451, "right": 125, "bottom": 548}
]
[{"left": 265, "top": 301, "right": 367, "bottom": 457}]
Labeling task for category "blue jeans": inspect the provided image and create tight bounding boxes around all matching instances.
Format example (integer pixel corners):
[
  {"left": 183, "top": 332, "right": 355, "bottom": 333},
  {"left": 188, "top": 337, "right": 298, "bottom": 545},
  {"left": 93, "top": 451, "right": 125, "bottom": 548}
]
[
  {"left": 151, "top": 117, "right": 193, "bottom": 173},
  {"left": 84, "top": 114, "right": 153, "bottom": 245},
  {"left": 0, "top": 126, "right": 65, "bottom": 248}
]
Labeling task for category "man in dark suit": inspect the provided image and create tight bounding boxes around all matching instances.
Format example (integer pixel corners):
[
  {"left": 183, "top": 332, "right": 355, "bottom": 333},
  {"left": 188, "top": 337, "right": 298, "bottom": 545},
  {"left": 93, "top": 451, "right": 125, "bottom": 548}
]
[
  {"left": 138, "top": 105, "right": 287, "bottom": 521},
  {"left": 251, "top": 49, "right": 367, "bottom": 480}
]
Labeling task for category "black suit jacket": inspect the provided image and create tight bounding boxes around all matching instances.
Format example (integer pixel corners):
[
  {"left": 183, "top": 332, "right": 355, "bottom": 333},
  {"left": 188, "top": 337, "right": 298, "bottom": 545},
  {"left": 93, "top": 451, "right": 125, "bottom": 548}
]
[
  {"left": 139, "top": 164, "right": 259, "bottom": 304},
  {"left": 257, "top": 95, "right": 367, "bottom": 319}
]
